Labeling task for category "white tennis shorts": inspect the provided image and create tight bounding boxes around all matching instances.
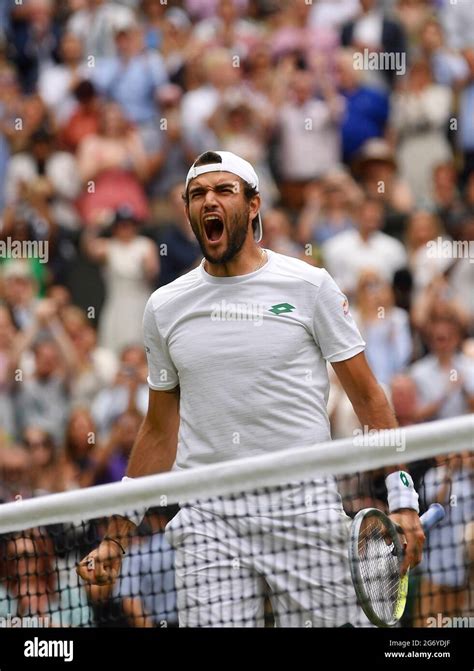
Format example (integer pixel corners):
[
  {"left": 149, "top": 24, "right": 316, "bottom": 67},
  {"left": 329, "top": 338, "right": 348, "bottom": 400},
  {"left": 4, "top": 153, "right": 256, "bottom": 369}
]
[{"left": 165, "top": 503, "right": 369, "bottom": 627}]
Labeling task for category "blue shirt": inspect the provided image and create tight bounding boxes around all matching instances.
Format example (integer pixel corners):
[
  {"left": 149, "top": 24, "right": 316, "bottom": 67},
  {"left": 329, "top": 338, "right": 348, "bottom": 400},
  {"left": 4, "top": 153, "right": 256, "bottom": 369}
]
[
  {"left": 114, "top": 532, "right": 177, "bottom": 626},
  {"left": 459, "top": 83, "right": 474, "bottom": 151},
  {"left": 92, "top": 52, "right": 168, "bottom": 125},
  {"left": 340, "top": 86, "right": 389, "bottom": 162}
]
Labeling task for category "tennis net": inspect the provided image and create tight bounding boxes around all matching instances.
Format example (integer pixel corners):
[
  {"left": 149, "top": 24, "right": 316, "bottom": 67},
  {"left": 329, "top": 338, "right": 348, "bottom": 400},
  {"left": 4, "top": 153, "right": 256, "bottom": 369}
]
[{"left": 0, "top": 415, "right": 472, "bottom": 628}]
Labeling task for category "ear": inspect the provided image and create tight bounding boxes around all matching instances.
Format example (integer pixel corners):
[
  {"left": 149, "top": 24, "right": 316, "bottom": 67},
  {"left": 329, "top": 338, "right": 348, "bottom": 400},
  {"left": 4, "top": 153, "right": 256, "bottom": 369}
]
[
  {"left": 248, "top": 194, "right": 261, "bottom": 223},
  {"left": 184, "top": 202, "right": 191, "bottom": 224}
]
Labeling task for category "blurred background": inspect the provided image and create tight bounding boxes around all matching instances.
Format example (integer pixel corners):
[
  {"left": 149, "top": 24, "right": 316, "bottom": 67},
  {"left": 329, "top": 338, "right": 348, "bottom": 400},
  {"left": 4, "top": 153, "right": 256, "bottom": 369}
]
[{"left": 0, "top": 0, "right": 472, "bottom": 627}]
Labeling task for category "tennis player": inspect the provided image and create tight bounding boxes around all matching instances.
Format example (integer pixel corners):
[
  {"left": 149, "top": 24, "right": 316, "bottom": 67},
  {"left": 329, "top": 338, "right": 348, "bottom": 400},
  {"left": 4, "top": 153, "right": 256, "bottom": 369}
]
[{"left": 77, "top": 151, "right": 425, "bottom": 627}]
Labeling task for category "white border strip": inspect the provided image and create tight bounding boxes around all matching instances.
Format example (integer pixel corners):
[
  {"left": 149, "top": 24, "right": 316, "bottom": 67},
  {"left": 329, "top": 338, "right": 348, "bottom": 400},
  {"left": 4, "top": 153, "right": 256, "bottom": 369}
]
[{"left": 0, "top": 415, "right": 472, "bottom": 533}]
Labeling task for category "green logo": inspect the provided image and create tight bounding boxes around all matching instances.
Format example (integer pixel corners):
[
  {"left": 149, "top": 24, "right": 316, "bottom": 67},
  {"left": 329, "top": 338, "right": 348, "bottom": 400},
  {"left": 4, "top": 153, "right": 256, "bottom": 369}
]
[
  {"left": 268, "top": 303, "right": 295, "bottom": 316},
  {"left": 400, "top": 472, "right": 409, "bottom": 487}
]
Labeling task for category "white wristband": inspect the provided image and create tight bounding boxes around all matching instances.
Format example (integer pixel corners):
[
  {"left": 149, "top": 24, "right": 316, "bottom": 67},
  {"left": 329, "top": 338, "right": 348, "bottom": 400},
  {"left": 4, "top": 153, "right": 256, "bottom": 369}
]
[
  {"left": 385, "top": 471, "right": 419, "bottom": 513},
  {"left": 119, "top": 476, "right": 146, "bottom": 528}
]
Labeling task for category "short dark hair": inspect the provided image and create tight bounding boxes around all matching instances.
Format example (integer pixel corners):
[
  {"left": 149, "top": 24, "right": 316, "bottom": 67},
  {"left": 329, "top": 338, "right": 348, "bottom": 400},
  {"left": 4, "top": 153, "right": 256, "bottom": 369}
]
[{"left": 183, "top": 151, "right": 260, "bottom": 233}]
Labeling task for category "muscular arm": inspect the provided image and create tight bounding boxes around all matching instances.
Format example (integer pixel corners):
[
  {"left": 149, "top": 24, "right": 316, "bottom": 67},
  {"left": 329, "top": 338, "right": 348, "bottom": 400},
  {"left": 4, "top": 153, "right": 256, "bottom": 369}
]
[
  {"left": 331, "top": 351, "right": 398, "bottom": 431},
  {"left": 126, "top": 386, "right": 180, "bottom": 478},
  {"left": 103, "top": 387, "right": 180, "bottom": 550}
]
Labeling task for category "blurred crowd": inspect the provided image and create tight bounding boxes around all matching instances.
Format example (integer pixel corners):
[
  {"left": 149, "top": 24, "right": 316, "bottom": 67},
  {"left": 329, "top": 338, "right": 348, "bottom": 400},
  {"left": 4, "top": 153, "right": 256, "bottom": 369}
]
[{"left": 0, "top": 0, "right": 473, "bottom": 626}]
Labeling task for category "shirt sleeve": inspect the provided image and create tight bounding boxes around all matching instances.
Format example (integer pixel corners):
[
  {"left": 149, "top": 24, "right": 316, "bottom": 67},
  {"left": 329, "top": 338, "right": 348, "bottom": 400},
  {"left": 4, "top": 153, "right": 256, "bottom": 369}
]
[
  {"left": 143, "top": 296, "right": 179, "bottom": 390},
  {"left": 312, "top": 269, "right": 365, "bottom": 363}
]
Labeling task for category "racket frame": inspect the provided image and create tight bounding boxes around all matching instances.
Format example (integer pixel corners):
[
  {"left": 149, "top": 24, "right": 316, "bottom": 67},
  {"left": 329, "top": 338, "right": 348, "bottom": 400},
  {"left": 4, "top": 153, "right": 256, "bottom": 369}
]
[{"left": 349, "top": 507, "right": 408, "bottom": 627}]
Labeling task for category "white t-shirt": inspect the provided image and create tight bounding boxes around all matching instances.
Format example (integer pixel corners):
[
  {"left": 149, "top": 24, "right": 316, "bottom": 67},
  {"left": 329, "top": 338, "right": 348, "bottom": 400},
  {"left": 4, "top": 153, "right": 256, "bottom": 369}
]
[{"left": 143, "top": 250, "right": 364, "bottom": 484}]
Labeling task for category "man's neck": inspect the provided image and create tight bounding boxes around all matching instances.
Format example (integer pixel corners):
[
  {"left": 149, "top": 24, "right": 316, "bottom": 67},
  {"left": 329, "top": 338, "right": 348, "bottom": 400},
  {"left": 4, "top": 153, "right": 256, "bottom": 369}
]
[{"left": 204, "top": 246, "right": 266, "bottom": 278}]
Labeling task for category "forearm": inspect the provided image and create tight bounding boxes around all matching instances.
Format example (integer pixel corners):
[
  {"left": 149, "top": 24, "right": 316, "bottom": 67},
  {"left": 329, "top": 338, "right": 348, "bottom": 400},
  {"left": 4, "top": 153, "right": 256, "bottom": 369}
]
[
  {"left": 351, "top": 383, "right": 411, "bottom": 477},
  {"left": 352, "top": 383, "right": 398, "bottom": 431},
  {"left": 126, "top": 416, "right": 178, "bottom": 478},
  {"left": 105, "top": 417, "right": 177, "bottom": 546},
  {"left": 48, "top": 317, "right": 79, "bottom": 374}
]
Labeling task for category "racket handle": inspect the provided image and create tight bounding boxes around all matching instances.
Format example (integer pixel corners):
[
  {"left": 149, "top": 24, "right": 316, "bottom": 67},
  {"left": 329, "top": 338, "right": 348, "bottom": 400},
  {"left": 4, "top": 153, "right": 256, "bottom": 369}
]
[{"left": 420, "top": 503, "right": 445, "bottom": 532}]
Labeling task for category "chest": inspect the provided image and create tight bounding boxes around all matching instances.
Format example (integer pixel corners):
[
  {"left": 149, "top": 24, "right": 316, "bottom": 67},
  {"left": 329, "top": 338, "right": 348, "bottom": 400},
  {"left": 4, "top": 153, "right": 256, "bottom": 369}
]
[{"left": 166, "top": 300, "right": 315, "bottom": 378}]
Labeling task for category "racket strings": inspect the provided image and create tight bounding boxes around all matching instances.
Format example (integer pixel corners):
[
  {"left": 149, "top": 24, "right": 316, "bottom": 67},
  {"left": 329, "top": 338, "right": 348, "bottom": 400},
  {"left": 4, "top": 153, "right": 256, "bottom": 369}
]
[{"left": 358, "top": 518, "right": 402, "bottom": 622}]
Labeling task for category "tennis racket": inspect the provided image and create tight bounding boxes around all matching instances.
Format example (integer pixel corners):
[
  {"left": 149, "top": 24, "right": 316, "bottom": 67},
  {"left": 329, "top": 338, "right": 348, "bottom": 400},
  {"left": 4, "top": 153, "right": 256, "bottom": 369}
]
[{"left": 349, "top": 503, "right": 445, "bottom": 627}]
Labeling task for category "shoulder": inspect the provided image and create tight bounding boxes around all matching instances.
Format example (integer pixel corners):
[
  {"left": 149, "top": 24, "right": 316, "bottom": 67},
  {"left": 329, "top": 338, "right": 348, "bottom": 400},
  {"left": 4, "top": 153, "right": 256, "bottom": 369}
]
[
  {"left": 455, "top": 353, "right": 474, "bottom": 371},
  {"left": 390, "top": 306, "right": 409, "bottom": 325},
  {"left": 375, "top": 231, "right": 406, "bottom": 252},
  {"left": 410, "top": 354, "right": 435, "bottom": 376},
  {"left": 322, "top": 230, "right": 356, "bottom": 253},
  {"left": 267, "top": 250, "right": 331, "bottom": 290},
  {"left": 146, "top": 266, "right": 202, "bottom": 313}
]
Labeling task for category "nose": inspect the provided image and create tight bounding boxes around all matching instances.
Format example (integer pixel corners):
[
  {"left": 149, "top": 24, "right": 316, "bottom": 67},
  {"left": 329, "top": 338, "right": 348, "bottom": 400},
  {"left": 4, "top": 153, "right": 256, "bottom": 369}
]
[{"left": 203, "top": 189, "right": 219, "bottom": 208}]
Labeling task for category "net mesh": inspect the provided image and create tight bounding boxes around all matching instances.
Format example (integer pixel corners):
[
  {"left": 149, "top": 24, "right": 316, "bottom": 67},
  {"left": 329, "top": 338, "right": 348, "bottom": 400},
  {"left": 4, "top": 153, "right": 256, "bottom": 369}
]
[{"left": 0, "top": 416, "right": 472, "bottom": 629}]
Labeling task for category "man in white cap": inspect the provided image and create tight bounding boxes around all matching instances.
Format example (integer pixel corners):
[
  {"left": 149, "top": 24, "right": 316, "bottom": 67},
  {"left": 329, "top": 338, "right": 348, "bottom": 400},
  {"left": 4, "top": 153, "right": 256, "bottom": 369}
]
[{"left": 78, "top": 150, "right": 425, "bottom": 627}]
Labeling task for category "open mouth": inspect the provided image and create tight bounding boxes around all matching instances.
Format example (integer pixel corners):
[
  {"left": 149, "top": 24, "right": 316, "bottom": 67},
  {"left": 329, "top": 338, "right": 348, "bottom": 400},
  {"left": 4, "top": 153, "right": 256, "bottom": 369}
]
[{"left": 203, "top": 215, "right": 224, "bottom": 243}]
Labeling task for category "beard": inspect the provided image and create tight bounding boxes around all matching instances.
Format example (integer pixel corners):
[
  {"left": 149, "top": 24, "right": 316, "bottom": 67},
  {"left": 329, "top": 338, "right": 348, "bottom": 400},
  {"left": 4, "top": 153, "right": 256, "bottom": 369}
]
[{"left": 190, "top": 206, "right": 250, "bottom": 264}]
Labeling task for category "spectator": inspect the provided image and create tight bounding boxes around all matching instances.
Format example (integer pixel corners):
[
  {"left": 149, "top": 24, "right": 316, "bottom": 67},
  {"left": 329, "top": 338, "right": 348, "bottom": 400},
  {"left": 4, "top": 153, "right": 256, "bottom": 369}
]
[
  {"left": 4, "top": 127, "right": 81, "bottom": 229},
  {"left": 140, "top": 85, "right": 194, "bottom": 213},
  {"left": 1, "top": 261, "right": 40, "bottom": 330},
  {"left": 409, "top": 316, "right": 474, "bottom": 421},
  {"left": 61, "top": 407, "right": 101, "bottom": 490},
  {"left": 61, "top": 305, "right": 118, "bottom": 405},
  {"left": 391, "top": 60, "right": 453, "bottom": 206},
  {"left": 76, "top": 102, "right": 150, "bottom": 225},
  {"left": 158, "top": 8, "right": 193, "bottom": 83},
  {"left": 94, "top": 409, "right": 143, "bottom": 484},
  {"left": 208, "top": 92, "right": 277, "bottom": 207},
  {"left": 83, "top": 205, "right": 158, "bottom": 353},
  {"left": 322, "top": 197, "right": 407, "bottom": 298},
  {"left": 112, "top": 508, "right": 178, "bottom": 627},
  {"left": 341, "top": 0, "right": 407, "bottom": 88},
  {"left": 180, "top": 47, "right": 242, "bottom": 154},
  {"left": 38, "top": 31, "right": 88, "bottom": 125},
  {"left": 335, "top": 49, "right": 389, "bottom": 164},
  {"left": 352, "top": 138, "right": 413, "bottom": 240},
  {"left": 418, "top": 17, "right": 469, "bottom": 88},
  {"left": 458, "top": 48, "right": 474, "bottom": 180},
  {"left": 67, "top": 0, "right": 136, "bottom": 61},
  {"left": 352, "top": 269, "right": 412, "bottom": 385},
  {"left": 91, "top": 23, "right": 168, "bottom": 128},
  {"left": 405, "top": 210, "right": 451, "bottom": 297},
  {"left": 296, "top": 173, "right": 358, "bottom": 247},
  {"left": 431, "top": 162, "right": 466, "bottom": 239},
  {"left": 13, "top": 298, "right": 76, "bottom": 442},
  {"left": 92, "top": 344, "right": 148, "bottom": 437},
  {"left": 0, "top": 304, "right": 17, "bottom": 439},
  {"left": 8, "top": 0, "right": 61, "bottom": 93},
  {"left": 139, "top": 0, "right": 166, "bottom": 51},
  {"left": 192, "top": 0, "right": 261, "bottom": 57},
  {"left": 0, "top": 65, "right": 21, "bottom": 210},
  {"left": 440, "top": 0, "right": 474, "bottom": 52},
  {"left": 261, "top": 208, "right": 303, "bottom": 260},
  {"left": 0, "top": 530, "right": 91, "bottom": 626},
  {"left": 276, "top": 67, "right": 342, "bottom": 210},
  {"left": 447, "top": 214, "right": 474, "bottom": 332},
  {"left": 145, "top": 182, "right": 201, "bottom": 287},
  {"left": 57, "top": 80, "right": 100, "bottom": 153},
  {"left": 22, "top": 426, "right": 67, "bottom": 495},
  {"left": 415, "top": 452, "right": 474, "bottom": 625}
]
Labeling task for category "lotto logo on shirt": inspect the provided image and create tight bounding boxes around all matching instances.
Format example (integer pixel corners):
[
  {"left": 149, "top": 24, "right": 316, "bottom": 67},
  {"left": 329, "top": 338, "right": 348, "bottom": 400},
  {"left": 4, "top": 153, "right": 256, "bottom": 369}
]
[{"left": 210, "top": 299, "right": 264, "bottom": 326}]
